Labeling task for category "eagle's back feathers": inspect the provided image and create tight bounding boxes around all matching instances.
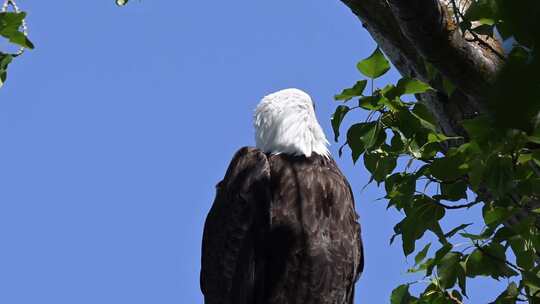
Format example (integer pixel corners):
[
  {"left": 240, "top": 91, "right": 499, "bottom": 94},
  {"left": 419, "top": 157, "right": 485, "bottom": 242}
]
[{"left": 201, "top": 147, "right": 363, "bottom": 304}]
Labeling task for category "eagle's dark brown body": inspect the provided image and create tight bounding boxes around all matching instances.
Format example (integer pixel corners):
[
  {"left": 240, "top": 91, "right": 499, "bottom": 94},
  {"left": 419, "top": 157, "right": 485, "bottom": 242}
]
[{"left": 201, "top": 147, "right": 363, "bottom": 304}]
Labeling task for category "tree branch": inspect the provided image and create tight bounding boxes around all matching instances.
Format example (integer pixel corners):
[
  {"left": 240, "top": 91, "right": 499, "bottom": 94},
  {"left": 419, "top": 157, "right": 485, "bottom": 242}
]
[
  {"left": 435, "top": 200, "right": 480, "bottom": 209},
  {"left": 385, "top": 0, "right": 502, "bottom": 104},
  {"left": 338, "top": 0, "right": 505, "bottom": 138}
]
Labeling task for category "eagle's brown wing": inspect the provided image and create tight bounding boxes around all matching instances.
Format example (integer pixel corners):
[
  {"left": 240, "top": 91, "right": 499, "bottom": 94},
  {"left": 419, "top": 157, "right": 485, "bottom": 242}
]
[{"left": 200, "top": 147, "right": 271, "bottom": 304}]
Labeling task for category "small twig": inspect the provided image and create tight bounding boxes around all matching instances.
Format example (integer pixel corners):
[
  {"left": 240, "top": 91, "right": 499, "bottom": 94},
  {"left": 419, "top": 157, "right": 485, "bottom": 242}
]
[
  {"left": 365, "top": 110, "right": 378, "bottom": 122},
  {"left": 466, "top": 30, "right": 506, "bottom": 61},
  {"left": 447, "top": 291, "right": 464, "bottom": 304},
  {"left": 449, "top": 0, "right": 506, "bottom": 61},
  {"left": 449, "top": 0, "right": 464, "bottom": 37},
  {"left": 435, "top": 200, "right": 480, "bottom": 209}
]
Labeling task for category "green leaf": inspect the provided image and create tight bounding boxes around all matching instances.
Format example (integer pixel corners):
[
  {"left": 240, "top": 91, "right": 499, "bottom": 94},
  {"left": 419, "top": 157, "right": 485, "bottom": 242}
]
[
  {"left": 484, "top": 155, "right": 514, "bottom": 198},
  {"left": 334, "top": 80, "right": 368, "bottom": 101},
  {"left": 0, "top": 53, "right": 13, "bottom": 88},
  {"left": 390, "top": 132, "right": 405, "bottom": 153},
  {"left": 466, "top": 243, "right": 518, "bottom": 279},
  {"left": 7, "top": 31, "right": 34, "bottom": 49},
  {"left": 464, "top": 0, "right": 500, "bottom": 23},
  {"left": 533, "top": 150, "right": 540, "bottom": 167},
  {"left": 426, "top": 244, "right": 452, "bottom": 276},
  {"left": 414, "top": 243, "right": 431, "bottom": 266},
  {"left": 457, "top": 261, "right": 467, "bottom": 297},
  {"left": 529, "top": 129, "right": 540, "bottom": 144},
  {"left": 523, "top": 270, "right": 540, "bottom": 296},
  {"left": 331, "top": 105, "right": 350, "bottom": 142},
  {"left": 0, "top": 12, "right": 26, "bottom": 32},
  {"left": 467, "top": 158, "right": 485, "bottom": 191},
  {"left": 430, "top": 154, "right": 468, "bottom": 181},
  {"left": 393, "top": 110, "right": 423, "bottom": 139},
  {"left": 385, "top": 173, "right": 416, "bottom": 209},
  {"left": 465, "top": 248, "right": 487, "bottom": 278},
  {"left": 437, "top": 252, "right": 461, "bottom": 289},
  {"left": 391, "top": 284, "right": 415, "bottom": 304},
  {"left": 463, "top": 115, "right": 493, "bottom": 144},
  {"left": 427, "top": 132, "right": 454, "bottom": 143},
  {"left": 483, "top": 205, "right": 511, "bottom": 226},
  {"left": 492, "top": 282, "right": 519, "bottom": 304},
  {"left": 364, "top": 151, "right": 397, "bottom": 183},
  {"left": 440, "top": 181, "right": 468, "bottom": 201},
  {"left": 445, "top": 223, "right": 473, "bottom": 238},
  {"left": 346, "top": 122, "right": 379, "bottom": 163},
  {"left": 356, "top": 47, "right": 390, "bottom": 79},
  {"left": 411, "top": 103, "right": 438, "bottom": 131},
  {"left": 0, "top": 12, "right": 34, "bottom": 49},
  {"left": 395, "top": 77, "right": 432, "bottom": 95},
  {"left": 359, "top": 95, "right": 384, "bottom": 110},
  {"left": 509, "top": 237, "right": 535, "bottom": 270},
  {"left": 399, "top": 195, "right": 445, "bottom": 256},
  {"left": 517, "top": 153, "right": 532, "bottom": 164}
]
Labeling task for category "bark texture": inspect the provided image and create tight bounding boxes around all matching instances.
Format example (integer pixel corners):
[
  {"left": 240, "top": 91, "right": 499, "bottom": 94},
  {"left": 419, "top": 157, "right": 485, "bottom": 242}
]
[{"left": 340, "top": 0, "right": 504, "bottom": 136}]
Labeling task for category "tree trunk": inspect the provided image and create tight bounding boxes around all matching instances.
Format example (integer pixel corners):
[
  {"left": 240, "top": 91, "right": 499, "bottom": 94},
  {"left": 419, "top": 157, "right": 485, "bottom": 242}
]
[{"left": 339, "top": 0, "right": 503, "bottom": 137}]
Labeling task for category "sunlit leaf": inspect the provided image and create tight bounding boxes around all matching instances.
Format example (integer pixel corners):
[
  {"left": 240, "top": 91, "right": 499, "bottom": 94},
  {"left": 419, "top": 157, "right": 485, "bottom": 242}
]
[
  {"left": 395, "top": 77, "right": 432, "bottom": 95},
  {"left": 359, "top": 95, "right": 384, "bottom": 110},
  {"left": 356, "top": 47, "right": 390, "bottom": 79},
  {"left": 0, "top": 12, "right": 34, "bottom": 49},
  {"left": 414, "top": 243, "right": 431, "bottom": 266},
  {"left": 334, "top": 80, "right": 367, "bottom": 101}
]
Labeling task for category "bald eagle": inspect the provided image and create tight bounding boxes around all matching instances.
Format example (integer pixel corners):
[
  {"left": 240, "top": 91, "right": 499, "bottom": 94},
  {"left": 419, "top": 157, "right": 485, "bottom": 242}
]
[{"left": 201, "top": 88, "right": 364, "bottom": 304}]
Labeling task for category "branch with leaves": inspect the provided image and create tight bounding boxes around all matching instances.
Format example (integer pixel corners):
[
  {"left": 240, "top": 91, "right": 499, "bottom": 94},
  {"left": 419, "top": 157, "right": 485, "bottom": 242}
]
[
  {"left": 333, "top": 0, "right": 540, "bottom": 302},
  {"left": 0, "top": 0, "right": 34, "bottom": 87},
  {"left": 331, "top": 36, "right": 540, "bottom": 304},
  {"left": 0, "top": 0, "right": 131, "bottom": 89}
]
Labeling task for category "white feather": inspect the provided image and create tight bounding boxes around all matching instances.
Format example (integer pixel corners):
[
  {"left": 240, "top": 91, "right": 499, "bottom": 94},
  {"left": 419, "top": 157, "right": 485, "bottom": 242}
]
[{"left": 254, "top": 88, "right": 330, "bottom": 158}]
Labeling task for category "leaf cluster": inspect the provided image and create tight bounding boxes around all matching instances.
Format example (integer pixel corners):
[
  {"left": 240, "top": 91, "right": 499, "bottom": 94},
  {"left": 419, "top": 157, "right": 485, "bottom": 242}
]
[
  {"left": 456, "top": 0, "right": 540, "bottom": 134},
  {"left": 0, "top": 11, "right": 33, "bottom": 88},
  {"left": 332, "top": 45, "right": 540, "bottom": 303}
]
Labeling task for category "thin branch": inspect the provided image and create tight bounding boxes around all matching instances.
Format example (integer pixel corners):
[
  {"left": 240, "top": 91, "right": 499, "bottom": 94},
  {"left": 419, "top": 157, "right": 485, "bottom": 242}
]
[
  {"left": 449, "top": 0, "right": 463, "bottom": 34},
  {"left": 447, "top": 291, "right": 464, "bottom": 304},
  {"left": 465, "top": 30, "right": 506, "bottom": 61},
  {"left": 435, "top": 200, "right": 480, "bottom": 209}
]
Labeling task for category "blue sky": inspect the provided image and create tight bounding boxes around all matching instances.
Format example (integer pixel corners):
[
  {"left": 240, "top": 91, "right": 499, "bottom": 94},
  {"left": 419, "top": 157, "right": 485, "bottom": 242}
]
[{"left": 0, "top": 1, "right": 502, "bottom": 303}]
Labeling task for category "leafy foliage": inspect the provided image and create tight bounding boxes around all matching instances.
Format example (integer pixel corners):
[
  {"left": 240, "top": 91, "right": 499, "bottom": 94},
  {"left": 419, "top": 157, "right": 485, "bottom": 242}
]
[
  {"left": 0, "top": 7, "right": 33, "bottom": 88},
  {"left": 332, "top": 6, "right": 540, "bottom": 299},
  {"left": 0, "top": 1, "right": 128, "bottom": 88}
]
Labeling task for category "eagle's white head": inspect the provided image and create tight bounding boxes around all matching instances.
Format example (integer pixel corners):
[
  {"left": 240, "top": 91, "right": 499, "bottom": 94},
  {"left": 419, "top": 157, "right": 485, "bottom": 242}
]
[{"left": 254, "top": 88, "right": 330, "bottom": 158}]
